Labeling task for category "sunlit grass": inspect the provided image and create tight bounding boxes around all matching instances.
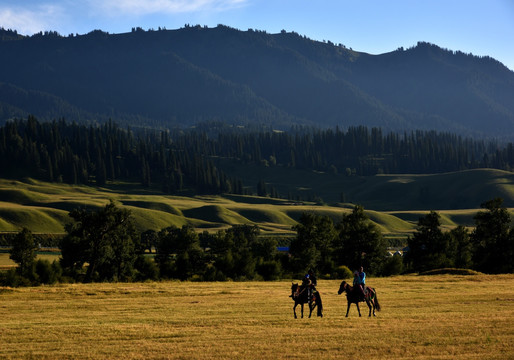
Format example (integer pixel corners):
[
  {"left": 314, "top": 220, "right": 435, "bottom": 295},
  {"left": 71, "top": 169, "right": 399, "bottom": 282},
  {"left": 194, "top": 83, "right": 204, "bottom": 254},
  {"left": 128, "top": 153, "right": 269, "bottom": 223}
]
[
  {"left": 0, "top": 177, "right": 512, "bottom": 238},
  {"left": 0, "top": 275, "right": 512, "bottom": 359}
]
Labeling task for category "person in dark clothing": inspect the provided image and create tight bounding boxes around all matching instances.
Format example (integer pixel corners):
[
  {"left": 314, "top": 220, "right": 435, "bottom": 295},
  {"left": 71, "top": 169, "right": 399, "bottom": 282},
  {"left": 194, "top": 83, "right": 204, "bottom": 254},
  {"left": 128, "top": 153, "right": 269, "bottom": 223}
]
[
  {"left": 308, "top": 269, "right": 317, "bottom": 288},
  {"left": 307, "top": 270, "right": 317, "bottom": 303}
]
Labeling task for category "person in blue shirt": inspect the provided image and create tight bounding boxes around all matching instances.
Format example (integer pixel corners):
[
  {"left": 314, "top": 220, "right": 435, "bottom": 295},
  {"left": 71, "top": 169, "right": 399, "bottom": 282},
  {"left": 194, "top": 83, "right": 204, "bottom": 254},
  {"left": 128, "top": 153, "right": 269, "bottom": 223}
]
[
  {"left": 352, "top": 267, "right": 366, "bottom": 299},
  {"left": 358, "top": 266, "right": 367, "bottom": 297}
]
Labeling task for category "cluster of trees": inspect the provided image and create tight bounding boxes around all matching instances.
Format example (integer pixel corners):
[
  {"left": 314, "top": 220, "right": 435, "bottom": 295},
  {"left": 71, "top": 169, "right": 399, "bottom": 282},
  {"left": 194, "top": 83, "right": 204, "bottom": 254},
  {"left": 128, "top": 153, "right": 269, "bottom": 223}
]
[
  {"left": 406, "top": 198, "right": 514, "bottom": 274},
  {"left": 2, "top": 117, "right": 514, "bottom": 200},
  {"left": 0, "top": 201, "right": 287, "bottom": 286},
  {"left": 284, "top": 197, "right": 514, "bottom": 276},
  {"left": 1, "top": 197, "right": 513, "bottom": 287}
]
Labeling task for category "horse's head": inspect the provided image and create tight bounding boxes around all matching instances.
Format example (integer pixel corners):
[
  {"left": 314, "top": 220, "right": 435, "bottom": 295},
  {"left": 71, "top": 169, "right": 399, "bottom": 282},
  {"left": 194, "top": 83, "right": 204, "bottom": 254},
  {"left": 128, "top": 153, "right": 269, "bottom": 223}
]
[{"left": 338, "top": 281, "right": 347, "bottom": 295}]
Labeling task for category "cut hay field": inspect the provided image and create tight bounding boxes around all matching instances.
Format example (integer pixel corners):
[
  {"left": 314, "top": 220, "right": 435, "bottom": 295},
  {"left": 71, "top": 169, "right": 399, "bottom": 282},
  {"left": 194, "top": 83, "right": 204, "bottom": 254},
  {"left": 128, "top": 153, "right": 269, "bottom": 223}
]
[
  {"left": 1, "top": 177, "right": 509, "bottom": 241},
  {"left": 1, "top": 275, "right": 513, "bottom": 359}
]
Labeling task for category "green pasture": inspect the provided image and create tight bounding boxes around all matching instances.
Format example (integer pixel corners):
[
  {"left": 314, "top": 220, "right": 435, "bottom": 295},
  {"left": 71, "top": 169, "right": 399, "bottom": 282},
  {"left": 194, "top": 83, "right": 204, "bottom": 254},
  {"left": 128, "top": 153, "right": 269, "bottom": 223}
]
[
  {"left": 1, "top": 172, "right": 513, "bottom": 240},
  {"left": 218, "top": 162, "right": 514, "bottom": 208}
]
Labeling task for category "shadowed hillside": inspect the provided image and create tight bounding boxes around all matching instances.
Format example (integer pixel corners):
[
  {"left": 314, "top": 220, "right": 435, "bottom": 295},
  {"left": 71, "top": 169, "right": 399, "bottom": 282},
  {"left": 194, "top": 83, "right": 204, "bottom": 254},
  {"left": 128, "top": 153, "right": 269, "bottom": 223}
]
[{"left": 0, "top": 26, "right": 513, "bottom": 138}]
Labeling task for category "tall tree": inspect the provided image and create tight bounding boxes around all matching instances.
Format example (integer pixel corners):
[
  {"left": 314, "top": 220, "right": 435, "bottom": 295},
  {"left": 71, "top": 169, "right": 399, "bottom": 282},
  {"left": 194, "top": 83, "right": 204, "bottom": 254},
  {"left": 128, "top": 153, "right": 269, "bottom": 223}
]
[
  {"left": 335, "top": 205, "right": 385, "bottom": 274},
  {"left": 449, "top": 225, "right": 473, "bottom": 269},
  {"left": 290, "top": 212, "right": 337, "bottom": 275},
  {"left": 60, "top": 200, "right": 139, "bottom": 282},
  {"left": 405, "top": 211, "right": 453, "bottom": 272},
  {"left": 471, "top": 198, "right": 513, "bottom": 273},
  {"left": 10, "top": 228, "right": 38, "bottom": 278},
  {"left": 155, "top": 225, "right": 205, "bottom": 280}
]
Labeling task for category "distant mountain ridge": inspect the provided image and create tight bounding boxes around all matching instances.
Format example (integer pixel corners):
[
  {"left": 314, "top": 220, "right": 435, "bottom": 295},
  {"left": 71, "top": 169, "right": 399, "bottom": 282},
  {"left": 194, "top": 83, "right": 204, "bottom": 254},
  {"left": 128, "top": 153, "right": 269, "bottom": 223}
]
[{"left": 0, "top": 25, "right": 513, "bottom": 138}]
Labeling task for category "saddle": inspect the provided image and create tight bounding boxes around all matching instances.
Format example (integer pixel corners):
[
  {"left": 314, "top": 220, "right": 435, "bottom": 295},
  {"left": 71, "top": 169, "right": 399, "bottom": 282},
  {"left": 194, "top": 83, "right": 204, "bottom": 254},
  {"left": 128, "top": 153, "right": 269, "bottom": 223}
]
[{"left": 353, "top": 285, "right": 368, "bottom": 301}]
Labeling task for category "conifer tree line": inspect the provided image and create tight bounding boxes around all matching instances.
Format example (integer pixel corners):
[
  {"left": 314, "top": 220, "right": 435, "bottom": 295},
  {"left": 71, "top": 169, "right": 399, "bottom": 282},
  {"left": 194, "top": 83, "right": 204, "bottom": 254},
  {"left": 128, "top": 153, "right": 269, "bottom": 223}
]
[
  {"left": 0, "top": 116, "right": 244, "bottom": 195},
  {"left": 2, "top": 117, "right": 514, "bottom": 197}
]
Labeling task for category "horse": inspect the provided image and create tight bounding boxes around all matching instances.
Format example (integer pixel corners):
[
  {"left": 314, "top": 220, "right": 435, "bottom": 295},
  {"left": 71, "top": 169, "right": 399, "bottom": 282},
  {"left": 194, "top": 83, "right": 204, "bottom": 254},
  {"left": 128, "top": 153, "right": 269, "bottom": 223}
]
[
  {"left": 290, "top": 283, "right": 323, "bottom": 319},
  {"left": 337, "top": 280, "right": 381, "bottom": 317}
]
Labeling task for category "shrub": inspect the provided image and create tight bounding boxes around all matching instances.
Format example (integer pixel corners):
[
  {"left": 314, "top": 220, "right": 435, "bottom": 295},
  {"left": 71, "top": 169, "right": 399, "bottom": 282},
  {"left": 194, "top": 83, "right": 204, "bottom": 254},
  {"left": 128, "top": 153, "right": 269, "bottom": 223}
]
[
  {"left": 134, "top": 255, "right": 159, "bottom": 281},
  {"left": 334, "top": 265, "right": 353, "bottom": 279},
  {"left": 256, "top": 260, "right": 282, "bottom": 281},
  {"left": 0, "top": 268, "right": 32, "bottom": 287},
  {"left": 381, "top": 256, "right": 404, "bottom": 276},
  {"left": 35, "top": 259, "right": 61, "bottom": 284}
]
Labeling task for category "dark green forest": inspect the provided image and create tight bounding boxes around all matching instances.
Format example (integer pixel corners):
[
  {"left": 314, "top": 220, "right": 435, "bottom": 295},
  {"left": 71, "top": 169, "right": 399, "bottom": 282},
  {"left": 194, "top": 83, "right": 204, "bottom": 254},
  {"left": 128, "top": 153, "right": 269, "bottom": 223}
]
[{"left": 1, "top": 117, "right": 514, "bottom": 200}]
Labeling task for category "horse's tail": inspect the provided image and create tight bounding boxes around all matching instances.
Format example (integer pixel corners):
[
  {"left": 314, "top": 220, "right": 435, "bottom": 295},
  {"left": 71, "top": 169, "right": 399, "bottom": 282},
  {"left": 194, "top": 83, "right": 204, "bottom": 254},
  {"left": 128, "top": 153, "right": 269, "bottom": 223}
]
[
  {"left": 373, "top": 290, "right": 381, "bottom": 312},
  {"left": 316, "top": 292, "right": 323, "bottom": 317}
]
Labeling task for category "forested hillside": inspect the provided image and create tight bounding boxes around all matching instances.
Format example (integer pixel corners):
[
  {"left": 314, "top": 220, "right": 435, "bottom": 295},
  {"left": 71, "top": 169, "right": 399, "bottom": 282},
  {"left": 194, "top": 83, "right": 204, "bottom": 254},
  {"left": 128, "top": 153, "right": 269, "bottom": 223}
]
[
  {"left": 2, "top": 116, "right": 514, "bottom": 208},
  {"left": 0, "top": 26, "right": 513, "bottom": 138}
]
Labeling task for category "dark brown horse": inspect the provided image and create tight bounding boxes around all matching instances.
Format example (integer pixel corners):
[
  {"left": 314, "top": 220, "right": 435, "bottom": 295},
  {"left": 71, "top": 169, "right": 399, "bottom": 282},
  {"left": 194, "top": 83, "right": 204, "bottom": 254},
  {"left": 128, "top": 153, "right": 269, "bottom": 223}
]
[
  {"left": 290, "top": 283, "right": 323, "bottom": 319},
  {"left": 337, "top": 280, "right": 381, "bottom": 317}
]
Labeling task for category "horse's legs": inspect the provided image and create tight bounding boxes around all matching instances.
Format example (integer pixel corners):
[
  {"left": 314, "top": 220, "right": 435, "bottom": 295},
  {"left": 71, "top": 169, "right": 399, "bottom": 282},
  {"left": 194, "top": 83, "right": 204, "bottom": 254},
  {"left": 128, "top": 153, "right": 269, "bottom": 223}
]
[
  {"left": 346, "top": 302, "right": 351, "bottom": 317},
  {"left": 366, "top": 299, "right": 372, "bottom": 317},
  {"left": 356, "top": 302, "right": 362, "bottom": 317},
  {"left": 369, "top": 291, "right": 377, "bottom": 316},
  {"left": 293, "top": 303, "right": 298, "bottom": 319},
  {"left": 300, "top": 303, "right": 304, "bottom": 318}
]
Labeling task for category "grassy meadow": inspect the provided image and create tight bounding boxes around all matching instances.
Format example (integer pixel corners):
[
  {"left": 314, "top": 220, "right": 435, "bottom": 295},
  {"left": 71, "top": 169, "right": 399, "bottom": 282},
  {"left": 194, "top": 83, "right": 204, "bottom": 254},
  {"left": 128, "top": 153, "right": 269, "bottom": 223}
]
[
  {"left": 0, "top": 275, "right": 513, "bottom": 359},
  {"left": 3, "top": 174, "right": 513, "bottom": 241}
]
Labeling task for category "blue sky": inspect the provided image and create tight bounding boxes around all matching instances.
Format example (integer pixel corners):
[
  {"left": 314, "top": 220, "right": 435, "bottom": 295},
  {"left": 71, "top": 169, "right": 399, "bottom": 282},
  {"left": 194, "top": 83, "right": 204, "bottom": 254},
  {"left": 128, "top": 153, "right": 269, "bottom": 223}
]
[{"left": 1, "top": 0, "right": 513, "bottom": 70}]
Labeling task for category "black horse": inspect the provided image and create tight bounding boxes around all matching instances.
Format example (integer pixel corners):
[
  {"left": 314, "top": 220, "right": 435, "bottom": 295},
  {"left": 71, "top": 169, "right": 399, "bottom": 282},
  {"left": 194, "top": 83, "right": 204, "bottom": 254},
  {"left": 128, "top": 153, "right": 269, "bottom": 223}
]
[
  {"left": 337, "top": 280, "right": 381, "bottom": 317},
  {"left": 290, "top": 283, "right": 323, "bottom": 319}
]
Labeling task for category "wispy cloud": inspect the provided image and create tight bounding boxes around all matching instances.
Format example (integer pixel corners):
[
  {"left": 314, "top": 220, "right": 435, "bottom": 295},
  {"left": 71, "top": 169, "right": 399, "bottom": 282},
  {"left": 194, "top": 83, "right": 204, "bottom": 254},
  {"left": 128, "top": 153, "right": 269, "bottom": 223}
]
[
  {"left": 93, "top": 0, "right": 248, "bottom": 16},
  {"left": 0, "top": 4, "right": 65, "bottom": 34}
]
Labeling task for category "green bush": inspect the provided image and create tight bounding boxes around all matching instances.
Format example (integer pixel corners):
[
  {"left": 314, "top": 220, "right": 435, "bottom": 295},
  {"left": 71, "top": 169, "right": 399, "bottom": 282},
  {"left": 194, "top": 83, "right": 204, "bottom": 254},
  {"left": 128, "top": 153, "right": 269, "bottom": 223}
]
[
  {"left": 134, "top": 255, "right": 159, "bottom": 281},
  {"left": 381, "top": 256, "right": 404, "bottom": 276},
  {"left": 256, "top": 260, "right": 282, "bottom": 281},
  {"left": 0, "top": 268, "right": 32, "bottom": 287},
  {"left": 35, "top": 259, "right": 61, "bottom": 284},
  {"left": 334, "top": 265, "right": 353, "bottom": 279}
]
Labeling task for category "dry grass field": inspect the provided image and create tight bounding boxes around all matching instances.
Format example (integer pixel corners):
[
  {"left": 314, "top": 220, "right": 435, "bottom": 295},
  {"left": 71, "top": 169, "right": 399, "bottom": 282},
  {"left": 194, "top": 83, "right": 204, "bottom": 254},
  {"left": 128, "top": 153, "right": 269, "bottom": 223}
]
[{"left": 1, "top": 275, "right": 513, "bottom": 359}]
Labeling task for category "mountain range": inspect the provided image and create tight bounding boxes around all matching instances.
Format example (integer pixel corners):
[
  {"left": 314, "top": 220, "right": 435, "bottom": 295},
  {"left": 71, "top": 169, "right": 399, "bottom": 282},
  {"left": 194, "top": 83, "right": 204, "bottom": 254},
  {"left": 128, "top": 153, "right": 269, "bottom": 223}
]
[{"left": 1, "top": 25, "right": 513, "bottom": 138}]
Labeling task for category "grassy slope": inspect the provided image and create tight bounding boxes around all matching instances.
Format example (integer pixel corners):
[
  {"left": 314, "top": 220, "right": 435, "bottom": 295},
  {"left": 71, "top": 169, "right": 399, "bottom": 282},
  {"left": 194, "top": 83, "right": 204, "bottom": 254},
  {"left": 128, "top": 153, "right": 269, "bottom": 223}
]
[
  {"left": 221, "top": 163, "right": 514, "bottom": 210},
  {"left": 0, "top": 275, "right": 513, "bottom": 359},
  {"left": 0, "top": 168, "right": 513, "bottom": 238}
]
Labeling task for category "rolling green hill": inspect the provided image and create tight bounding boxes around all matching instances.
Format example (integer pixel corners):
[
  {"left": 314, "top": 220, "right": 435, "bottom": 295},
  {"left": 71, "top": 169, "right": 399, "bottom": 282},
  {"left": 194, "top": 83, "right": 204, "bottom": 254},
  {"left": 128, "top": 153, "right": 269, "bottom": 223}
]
[
  {"left": 1, "top": 169, "right": 512, "bottom": 239},
  {"left": 221, "top": 165, "right": 514, "bottom": 210}
]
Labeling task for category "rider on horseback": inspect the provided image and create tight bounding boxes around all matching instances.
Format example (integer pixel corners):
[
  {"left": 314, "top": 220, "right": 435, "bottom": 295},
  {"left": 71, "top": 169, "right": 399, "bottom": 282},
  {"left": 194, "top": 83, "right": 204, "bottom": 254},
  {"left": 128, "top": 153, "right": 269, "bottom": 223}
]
[
  {"left": 353, "top": 267, "right": 366, "bottom": 300},
  {"left": 307, "top": 270, "right": 317, "bottom": 304},
  {"left": 359, "top": 266, "right": 366, "bottom": 296},
  {"left": 301, "top": 273, "right": 311, "bottom": 297}
]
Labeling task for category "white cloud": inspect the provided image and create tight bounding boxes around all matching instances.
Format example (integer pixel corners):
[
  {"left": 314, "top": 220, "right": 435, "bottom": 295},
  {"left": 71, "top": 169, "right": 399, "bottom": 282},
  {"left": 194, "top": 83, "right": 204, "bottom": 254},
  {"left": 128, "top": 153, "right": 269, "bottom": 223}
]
[
  {"left": 93, "top": 0, "right": 248, "bottom": 16},
  {"left": 0, "top": 5, "right": 65, "bottom": 34}
]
